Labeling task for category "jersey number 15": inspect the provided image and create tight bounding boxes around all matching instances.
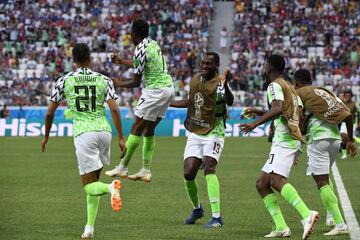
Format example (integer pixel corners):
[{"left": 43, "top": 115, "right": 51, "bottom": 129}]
[{"left": 75, "top": 86, "right": 96, "bottom": 112}]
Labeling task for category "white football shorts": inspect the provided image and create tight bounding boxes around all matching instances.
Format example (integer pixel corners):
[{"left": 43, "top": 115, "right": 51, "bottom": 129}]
[
  {"left": 261, "top": 145, "right": 301, "bottom": 178},
  {"left": 74, "top": 131, "right": 112, "bottom": 175},
  {"left": 184, "top": 132, "right": 225, "bottom": 162},
  {"left": 306, "top": 139, "right": 341, "bottom": 175},
  {"left": 135, "top": 86, "right": 174, "bottom": 122}
]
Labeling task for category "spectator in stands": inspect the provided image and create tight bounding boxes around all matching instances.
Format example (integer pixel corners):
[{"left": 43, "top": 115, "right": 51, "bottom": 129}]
[
  {"left": 0, "top": 104, "right": 10, "bottom": 119},
  {"left": 219, "top": 26, "right": 228, "bottom": 52},
  {"left": 0, "top": 0, "right": 213, "bottom": 106},
  {"left": 230, "top": 0, "right": 360, "bottom": 107}
]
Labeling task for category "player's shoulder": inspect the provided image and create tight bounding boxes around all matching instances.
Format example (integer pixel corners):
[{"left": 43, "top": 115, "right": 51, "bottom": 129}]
[
  {"left": 267, "top": 81, "right": 282, "bottom": 92},
  {"left": 135, "top": 37, "right": 151, "bottom": 53},
  {"left": 55, "top": 71, "right": 76, "bottom": 87}
]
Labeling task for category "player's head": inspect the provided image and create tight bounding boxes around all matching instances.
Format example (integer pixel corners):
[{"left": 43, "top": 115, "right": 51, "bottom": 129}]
[
  {"left": 131, "top": 19, "right": 149, "bottom": 45},
  {"left": 201, "top": 52, "right": 220, "bottom": 80},
  {"left": 293, "top": 68, "right": 312, "bottom": 89},
  {"left": 343, "top": 89, "right": 353, "bottom": 102},
  {"left": 72, "top": 43, "right": 91, "bottom": 67},
  {"left": 264, "top": 54, "right": 285, "bottom": 83}
]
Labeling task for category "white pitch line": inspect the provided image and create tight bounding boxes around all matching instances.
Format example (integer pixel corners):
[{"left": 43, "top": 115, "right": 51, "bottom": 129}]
[{"left": 331, "top": 162, "right": 360, "bottom": 240}]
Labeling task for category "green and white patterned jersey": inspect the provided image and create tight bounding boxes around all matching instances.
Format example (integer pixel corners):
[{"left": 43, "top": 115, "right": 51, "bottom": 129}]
[
  {"left": 133, "top": 37, "right": 173, "bottom": 89},
  {"left": 267, "top": 82, "right": 302, "bottom": 149},
  {"left": 305, "top": 113, "right": 341, "bottom": 143},
  {"left": 50, "top": 67, "right": 118, "bottom": 137},
  {"left": 200, "top": 82, "right": 226, "bottom": 138}
]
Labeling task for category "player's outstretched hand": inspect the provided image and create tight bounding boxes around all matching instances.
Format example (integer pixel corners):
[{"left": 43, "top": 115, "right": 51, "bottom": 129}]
[
  {"left": 119, "top": 137, "right": 127, "bottom": 159},
  {"left": 41, "top": 137, "right": 48, "bottom": 152},
  {"left": 240, "top": 122, "right": 256, "bottom": 134},
  {"left": 222, "top": 68, "right": 231, "bottom": 85},
  {"left": 241, "top": 107, "right": 256, "bottom": 119},
  {"left": 111, "top": 53, "right": 122, "bottom": 65},
  {"left": 346, "top": 141, "right": 357, "bottom": 158}
]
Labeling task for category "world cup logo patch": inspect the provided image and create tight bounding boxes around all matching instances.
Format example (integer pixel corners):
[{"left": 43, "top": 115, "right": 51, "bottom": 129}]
[{"left": 194, "top": 92, "right": 204, "bottom": 119}]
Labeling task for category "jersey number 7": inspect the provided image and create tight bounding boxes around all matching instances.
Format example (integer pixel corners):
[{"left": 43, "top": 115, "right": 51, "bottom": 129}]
[{"left": 75, "top": 86, "right": 96, "bottom": 112}]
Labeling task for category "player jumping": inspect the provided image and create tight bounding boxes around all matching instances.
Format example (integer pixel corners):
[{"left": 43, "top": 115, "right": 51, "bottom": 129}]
[
  {"left": 106, "top": 19, "right": 174, "bottom": 182},
  {"left": 41, "top": 43, "right": 126, "bottom": 239},
  {"left": 171, "top": 52, "right": 234, "bottom": 228},
  {"left": 294, "top": 68, "right": 357, "bottom": 236},
  {"left": 241, "top": 55, "right": 319, "bottom": 239}
]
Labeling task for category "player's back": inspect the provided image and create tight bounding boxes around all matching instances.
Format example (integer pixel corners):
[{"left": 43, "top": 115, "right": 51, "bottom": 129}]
[{"left": 62, "top": 67, "right": 113, "bottom": 137}]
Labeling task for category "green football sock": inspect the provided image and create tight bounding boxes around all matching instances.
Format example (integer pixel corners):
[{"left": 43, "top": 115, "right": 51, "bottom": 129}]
[
  {"left": 86, "top": 195, "right": 100, "bottom": 227},
  {"left": 281, "top": 183, "right": 311, "bottom": 220},
  {"left": 341, "top": 149, "right": 348, "bottom": 157},
  {"left": 184, "top": 179, "right": 200, "bottom": 208},
  {"left": 320, "top": 185, "right": 344, "bottom": 224},
  {"left": 142, "top": 136, "right": 155, "bottom": 170},
  {"left": 263, "top": 193, "right": 288, "bottom": 231},
  {"left": 84, "top": 182, "right": 110, "bottom": 196},
  {"left": 205, "top": 174, "right": 220, "bottom": 215},
  {"left": 120, "top": 134, "right": 141, "bottom": 167}
]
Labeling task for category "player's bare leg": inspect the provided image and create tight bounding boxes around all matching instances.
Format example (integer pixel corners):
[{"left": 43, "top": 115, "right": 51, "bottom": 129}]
[{"left": 312, "top": 174, "right": 348, "bottom": 236}]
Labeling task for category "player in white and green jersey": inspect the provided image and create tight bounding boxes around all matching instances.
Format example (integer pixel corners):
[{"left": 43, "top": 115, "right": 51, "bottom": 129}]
[
  {"left": 170, "top": 52, "right": 234, "bottom": 228},
  {"left": 106, "top": 19, "right": 174, "bottom": 182},
  {"left": 41, "top": 43, "right": 126, "bottom": 239},
  {"left": 340, "top": 89, "right": 360, "bottom": 158},
  {"left": 241, "top": 55, "right": 318, "bottom": 239},
  {"left": 294, "top": 69, "right": 357, "bottom": 236}
]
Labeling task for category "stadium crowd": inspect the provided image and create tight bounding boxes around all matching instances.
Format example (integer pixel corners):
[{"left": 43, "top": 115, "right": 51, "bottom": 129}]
[
  {"left": 0, "top": 0, "right": 213, "bottom": 106},
  {"left": 230, "top": 0, "right": 360, "bottom": 107}
]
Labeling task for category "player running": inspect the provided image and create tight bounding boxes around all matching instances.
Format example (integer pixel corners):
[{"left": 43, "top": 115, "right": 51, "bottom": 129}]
[
  {"left": 41, "top": 43, "right": 126, "bottom": 239},
  {"left": 294, "top": 69, "right": 357, "bottom": 236},
  {"left": 339, "top": 89, "right": 360, "bottom": 159},
  {"left": 106, "top": 19, "right": 174, "bottom": 182},
  {"left": 170, "top": 52, "right": 234, "bottom": 228},
  {"left": 241, "top": 55, "right": 319, "bottom": 239}
]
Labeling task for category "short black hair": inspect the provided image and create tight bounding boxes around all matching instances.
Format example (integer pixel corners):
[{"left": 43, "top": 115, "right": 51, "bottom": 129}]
[
  {"left": 205, "top": 51, "right": 220, "bottom": 65},
  {"left": 267, "top": 54, "right": 285, "bottom": 73},
  {"left": 294, "top": 68, "right": 312, "bottom": 84},
  {"left": 344, "top": 89, "right": 353, "bottom": 96},
  {"left": 72, "top": 43, "right": 90, "bottom": 64},
  {"left": 131, "top": 19, "right": 149, "bottom": 39}
]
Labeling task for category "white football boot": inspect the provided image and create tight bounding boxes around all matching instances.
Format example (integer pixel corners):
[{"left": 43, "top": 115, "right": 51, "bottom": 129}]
[
  {"left": 105, "top": 165, "right": 128, "bottom": 178},
  {"left": 301, "top": 210, "right": 319, "bottom": 240},
  {"left": 127, "top": 168, "right": 151, "bottom": 182},
  {"left": 81, "top": 225, "right": 94, "bottom": 239},
  {"left": 264, "top": 227, "right": 291, "bottom": 238},
  {"left": 324, "top": 224, "right": 349, "bottom": 236}
]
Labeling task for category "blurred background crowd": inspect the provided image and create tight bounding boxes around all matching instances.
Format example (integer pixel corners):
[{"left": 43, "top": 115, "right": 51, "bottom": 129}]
[{"left": 0, "top": 0, "right": 359, "bottom": 112}]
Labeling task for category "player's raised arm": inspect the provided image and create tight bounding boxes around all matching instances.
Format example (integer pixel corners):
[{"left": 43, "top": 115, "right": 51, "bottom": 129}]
[
  {"left": 223, "top": 68, "right": 234, "bottom": 106},
  {"left": 170, "top": 100, "right": 188, "bottom": 108},
  {"left": 41, "top": 101, "right": 59, "bottom": 152},
  {"left": 107, "top": 99, "right": 126, "bottom": 158},
  {"left": 343, "top": 114, "right": 357, "bottom": 157},
  {"left": 111, "top": 53, "right": 133, "bottom": 68}
]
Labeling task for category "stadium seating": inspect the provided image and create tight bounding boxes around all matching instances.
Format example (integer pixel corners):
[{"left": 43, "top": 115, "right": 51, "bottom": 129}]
[
  {"left": 231, "top": 0, "right": 360, "bottom": 106},
  {"left": 0, "top": 0, "right": 213, "bottom": 106}
]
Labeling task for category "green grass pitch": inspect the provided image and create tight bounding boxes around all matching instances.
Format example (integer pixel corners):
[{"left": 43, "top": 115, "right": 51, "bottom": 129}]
[{"left": 0, "top": 137, "right": 358, "bottom": 240}]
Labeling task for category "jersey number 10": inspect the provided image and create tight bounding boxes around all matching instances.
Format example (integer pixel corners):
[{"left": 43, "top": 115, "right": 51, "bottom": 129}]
[{"left": 75, "top": 86, "right": 96, "bottom": 112}]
